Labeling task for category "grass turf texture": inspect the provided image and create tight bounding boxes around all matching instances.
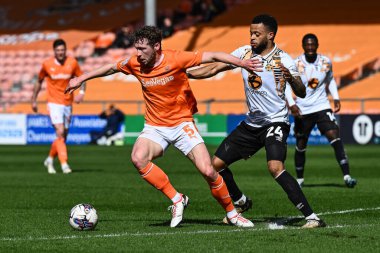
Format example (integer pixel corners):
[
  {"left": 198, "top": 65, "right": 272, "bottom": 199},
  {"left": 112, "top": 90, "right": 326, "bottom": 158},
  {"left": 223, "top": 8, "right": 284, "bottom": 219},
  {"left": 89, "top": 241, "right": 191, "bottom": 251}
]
[{"left": 0, "top": 144, "right": 379, "bottom": 252}]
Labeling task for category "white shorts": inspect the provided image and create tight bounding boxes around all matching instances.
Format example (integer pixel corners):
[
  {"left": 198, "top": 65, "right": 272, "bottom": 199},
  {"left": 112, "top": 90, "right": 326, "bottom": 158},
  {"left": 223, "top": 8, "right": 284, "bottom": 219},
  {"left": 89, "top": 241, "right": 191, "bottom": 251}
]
[
  {"left": 47, "top": 102, "right": 72, "bottom": 128},
  {"left": 138, "top": 121, "right": 204, "bottom": 155}
]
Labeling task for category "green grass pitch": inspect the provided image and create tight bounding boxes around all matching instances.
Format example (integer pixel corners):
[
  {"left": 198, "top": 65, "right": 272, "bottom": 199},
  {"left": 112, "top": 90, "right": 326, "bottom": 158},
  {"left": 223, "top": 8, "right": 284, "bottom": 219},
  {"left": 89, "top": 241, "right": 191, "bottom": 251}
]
[{"left": 0, "top": 144, "right": 379, "bottom": 252}]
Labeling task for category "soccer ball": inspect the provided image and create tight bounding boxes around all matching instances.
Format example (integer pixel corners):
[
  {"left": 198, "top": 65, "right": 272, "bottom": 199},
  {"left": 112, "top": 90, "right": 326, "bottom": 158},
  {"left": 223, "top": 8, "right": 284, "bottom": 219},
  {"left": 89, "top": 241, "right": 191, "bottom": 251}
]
[{"left": 69, "top": 203, "right": 98, "bottom": 230}]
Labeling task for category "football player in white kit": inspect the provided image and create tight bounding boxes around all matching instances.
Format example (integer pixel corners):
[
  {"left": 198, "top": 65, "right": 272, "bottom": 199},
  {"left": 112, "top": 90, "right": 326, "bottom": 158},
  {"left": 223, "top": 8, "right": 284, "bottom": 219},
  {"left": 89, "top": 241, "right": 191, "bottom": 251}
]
[
  {"left": 188, "top": 15, "right": 325, "bottom": 228},
  {"left": 285, "top": 33, "right": 357, "bottom": 188}
]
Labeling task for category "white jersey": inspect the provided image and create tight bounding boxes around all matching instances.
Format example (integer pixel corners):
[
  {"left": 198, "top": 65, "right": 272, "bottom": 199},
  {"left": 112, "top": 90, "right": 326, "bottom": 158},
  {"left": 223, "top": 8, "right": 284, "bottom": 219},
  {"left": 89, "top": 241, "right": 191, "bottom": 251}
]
[
  {"left": 231, "top": 45, "right": 299, "bottom": 128},
  {"left": 285, "top": 54, "right": 339, "bottom": 115}
]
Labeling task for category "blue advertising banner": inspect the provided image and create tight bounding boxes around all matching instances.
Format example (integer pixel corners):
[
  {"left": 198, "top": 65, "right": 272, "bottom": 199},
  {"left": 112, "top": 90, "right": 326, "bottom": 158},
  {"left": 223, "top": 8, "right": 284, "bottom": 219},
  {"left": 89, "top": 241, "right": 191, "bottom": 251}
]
[
  {"left": 226, "top": 114, "right": 329, "bottom": 145},
  {"left": 26, "top": 115, "right": 107, "bottom": 145},
  {"left": 0, "top": 114, "right": 27, "bottom": 144}
]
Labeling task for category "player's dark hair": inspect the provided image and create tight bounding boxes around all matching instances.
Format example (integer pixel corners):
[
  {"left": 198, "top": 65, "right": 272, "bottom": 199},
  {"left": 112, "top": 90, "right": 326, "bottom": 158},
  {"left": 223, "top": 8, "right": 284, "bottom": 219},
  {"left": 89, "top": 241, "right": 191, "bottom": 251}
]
[
  {"left": 134, "top": 26, "right": 162, "bottom": 48},
  {"left": 53, "top": 39, "right": 66, "bottom": 49},
  {"left": 302, "top": 33, "right": 319, "bottom": 44},
  {"left": 251, "top": 14, "right": 278, "bottom": 36}
]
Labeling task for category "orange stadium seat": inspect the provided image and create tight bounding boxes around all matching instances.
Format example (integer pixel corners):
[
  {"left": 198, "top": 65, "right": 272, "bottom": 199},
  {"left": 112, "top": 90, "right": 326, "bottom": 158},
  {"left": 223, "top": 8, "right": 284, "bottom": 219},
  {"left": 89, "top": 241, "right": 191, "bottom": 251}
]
[
  {"left": 2, "top": 0, "right": 380, "bottom": 115},
  {"left": 95, "top": 32, "right": 116, "bottom": 49},
  {"left": 338, "top": 72, "right": 380, "bottom": 114}
]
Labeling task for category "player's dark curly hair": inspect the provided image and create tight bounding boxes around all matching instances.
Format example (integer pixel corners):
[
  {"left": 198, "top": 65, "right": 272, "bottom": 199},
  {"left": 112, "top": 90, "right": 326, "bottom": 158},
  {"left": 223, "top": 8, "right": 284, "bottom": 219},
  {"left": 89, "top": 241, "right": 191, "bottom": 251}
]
[
  {"left": 251, "top": 14, "right": 278, "bottom": 36},
  {"left": 53, "top": 39, "right": 66, "bottom": 49},
  {"left": 134, "top": 26, "right": 162, "bottom": 48},
  {"left": 302, "top": 33, "right": 319, "bottom": 44}
]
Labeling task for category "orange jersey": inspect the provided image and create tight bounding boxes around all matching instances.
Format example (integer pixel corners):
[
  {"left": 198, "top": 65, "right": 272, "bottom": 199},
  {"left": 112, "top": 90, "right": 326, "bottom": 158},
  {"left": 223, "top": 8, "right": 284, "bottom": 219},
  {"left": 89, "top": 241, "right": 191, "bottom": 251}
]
[
  {"left": 117, "top": 50, "right": 203, "bottom": 127},
  {"left": 39, "top": 56, "right": 83, "bottom": 105}
]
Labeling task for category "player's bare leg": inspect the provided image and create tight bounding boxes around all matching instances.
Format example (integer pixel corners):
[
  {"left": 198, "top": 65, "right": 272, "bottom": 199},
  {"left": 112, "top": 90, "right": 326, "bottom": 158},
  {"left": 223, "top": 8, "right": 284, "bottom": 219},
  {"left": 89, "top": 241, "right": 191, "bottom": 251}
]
[{"left": 132, "top": 137, "right": 186, "bottom": 227}]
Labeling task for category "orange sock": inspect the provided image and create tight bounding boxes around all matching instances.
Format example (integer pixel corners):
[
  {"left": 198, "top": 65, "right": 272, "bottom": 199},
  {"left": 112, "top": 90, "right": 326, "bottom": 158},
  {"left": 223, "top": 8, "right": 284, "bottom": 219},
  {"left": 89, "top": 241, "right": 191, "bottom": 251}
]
[
  {"left": 208, "top": 174, "right": 235, "bottom": 212},
  {"left": 56, "top": 137, "right": 68, "bottom": 164},
  {"left": 139, "top": 162, "right": 177, "bottom": 200},
  {"left": 49, "top": 139, "right": 58, "bottom": 158}
]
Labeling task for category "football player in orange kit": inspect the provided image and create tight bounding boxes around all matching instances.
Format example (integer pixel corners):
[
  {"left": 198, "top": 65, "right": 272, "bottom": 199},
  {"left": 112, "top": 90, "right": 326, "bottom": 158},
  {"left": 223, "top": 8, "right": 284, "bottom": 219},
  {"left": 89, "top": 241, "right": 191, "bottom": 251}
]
[
  {"left": 65, "top": 26, "right": 263, "bottom": 228},
  {"left": 31, "top": 39, "right": 86, "bottom": 174}
]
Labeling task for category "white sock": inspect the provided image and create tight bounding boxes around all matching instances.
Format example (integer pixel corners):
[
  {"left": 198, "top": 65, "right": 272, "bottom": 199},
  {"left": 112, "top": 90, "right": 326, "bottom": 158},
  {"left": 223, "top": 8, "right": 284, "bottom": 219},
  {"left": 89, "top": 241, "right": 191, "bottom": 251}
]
[
  {"left": 306, "top": 213, "right": 319, "bottom": 220},
  {"left": 226, "top": 209, "right": 238, "bottom": 219},
  {"left": 46, "top": 157, "right": 53, "bottom": 163},
  {"left": 343, "top": 175, "right": 351, "bottom": 181},
  {"left": 171, "top": 193, "right": 182, "bottom": 203},
  {"left": 61, "top": 163, "right": 69, "bottom": 169},
  {"left": 234, "top": 194, "right": 247, "bottom": 205}
]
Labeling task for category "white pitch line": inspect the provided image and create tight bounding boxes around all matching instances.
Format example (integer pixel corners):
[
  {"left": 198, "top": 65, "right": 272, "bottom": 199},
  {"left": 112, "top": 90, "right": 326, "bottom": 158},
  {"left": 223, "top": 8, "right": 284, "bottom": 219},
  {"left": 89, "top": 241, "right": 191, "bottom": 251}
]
[
  {"left": 289, "top": 206, "right": 380, "bottom": 219},
  {"left": 1, "top": 206, "right": 379, "bottom": 242},
  {"left": 317, "top": 206, "right": 380, "bottom": 216}
]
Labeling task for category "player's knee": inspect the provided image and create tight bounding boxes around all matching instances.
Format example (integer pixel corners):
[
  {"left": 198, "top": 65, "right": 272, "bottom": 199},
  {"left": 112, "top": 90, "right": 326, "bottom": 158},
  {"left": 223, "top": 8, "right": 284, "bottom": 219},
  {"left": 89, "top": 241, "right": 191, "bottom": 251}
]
[
  {"left": 325, "top": 129, "right": 339, "bottom": 140},
  {"left": 267, "top": 161, "right": 284, "bottom": 178},
  {"left": 211, "top": 156, "right": 226, "bottom": 172},
  {"left": 201, "top": 165, "right": 218, "bottom": 181},
  {"left": 56, "top": 131, "right": 65, "bottom": 139},
  {"left": 131, "top": 151, "right": 149, "bottom": 169},
  {"left": 296, "top": 139, "right": 307, "bottom": 151}
]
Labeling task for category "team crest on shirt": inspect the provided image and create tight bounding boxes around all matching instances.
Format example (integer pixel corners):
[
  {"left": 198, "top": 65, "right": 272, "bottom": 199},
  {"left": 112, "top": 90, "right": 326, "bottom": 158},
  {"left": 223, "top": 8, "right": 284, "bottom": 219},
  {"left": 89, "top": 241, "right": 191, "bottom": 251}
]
[
  {"left": 308, "top": 78, "right": 319, "bottom": 89},
  {"left": 265, "top": 64, "right": 272, "bottom": 71}
]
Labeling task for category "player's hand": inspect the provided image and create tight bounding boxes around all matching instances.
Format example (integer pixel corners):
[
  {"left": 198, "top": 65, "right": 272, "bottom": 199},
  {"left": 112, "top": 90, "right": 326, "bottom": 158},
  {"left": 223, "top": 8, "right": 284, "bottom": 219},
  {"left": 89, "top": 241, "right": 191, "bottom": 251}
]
[
  {"left": 74, "top": 93, "right": 85, "bottom": 104},
  {"left": 289, "top": 104, "right": 302, "bottom": 118},
  {"left": 31, "top": 101, "right": 38, "bottom": 113},
  {"left": 280, "top": 64, "right": 293, "bottom": 83},
  {"left": 65, "top": 77, "right": 82, "bottom": 94},
  {"left": 242, "top": 58, "right": 263, "bottom": 73},
  {"left": 333, "top": 100, "right": 341, "bottom": 113}
]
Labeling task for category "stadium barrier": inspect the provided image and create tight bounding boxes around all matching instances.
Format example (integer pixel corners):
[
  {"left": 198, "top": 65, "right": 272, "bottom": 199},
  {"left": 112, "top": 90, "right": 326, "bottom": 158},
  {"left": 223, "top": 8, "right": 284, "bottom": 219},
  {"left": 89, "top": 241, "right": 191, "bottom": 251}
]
[{"left": 1, "top": 113, "right": 380, "bottom": 146}]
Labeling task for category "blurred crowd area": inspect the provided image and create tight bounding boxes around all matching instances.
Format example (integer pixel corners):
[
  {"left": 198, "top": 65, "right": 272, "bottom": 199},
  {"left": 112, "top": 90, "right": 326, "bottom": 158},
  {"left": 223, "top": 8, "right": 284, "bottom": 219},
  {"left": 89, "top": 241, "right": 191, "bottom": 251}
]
[
  {"left": 1, "top": 0, "right": 379, "bottom": 114},
  {"left": 0, "top": 0, "right": 248, "bottom": 109}
]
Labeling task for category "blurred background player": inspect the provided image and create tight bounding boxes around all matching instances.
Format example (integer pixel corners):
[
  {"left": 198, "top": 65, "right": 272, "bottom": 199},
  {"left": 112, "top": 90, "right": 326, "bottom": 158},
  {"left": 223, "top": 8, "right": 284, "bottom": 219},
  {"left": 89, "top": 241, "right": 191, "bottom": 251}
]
[
  {"left": 65, "top": 26, "right": 262, "bottom": 228},
  {"left": 188, "top": 15, "right": 326, "bottom": 228},
  {"left": 31, "top": 39, "right": 86, "bottom": 174},
  {"left": 285, "top": 33, "right": 357, "bottom": 188},
  {"left": 90, "top": 104, "right": 125, "bottom": 145}
]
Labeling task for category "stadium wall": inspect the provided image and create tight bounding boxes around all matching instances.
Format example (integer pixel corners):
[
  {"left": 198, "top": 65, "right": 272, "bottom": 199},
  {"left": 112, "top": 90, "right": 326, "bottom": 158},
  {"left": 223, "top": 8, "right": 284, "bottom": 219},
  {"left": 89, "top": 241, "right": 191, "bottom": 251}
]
[{"left": 1, "top": 114, "right": 380, "bottom": 146}]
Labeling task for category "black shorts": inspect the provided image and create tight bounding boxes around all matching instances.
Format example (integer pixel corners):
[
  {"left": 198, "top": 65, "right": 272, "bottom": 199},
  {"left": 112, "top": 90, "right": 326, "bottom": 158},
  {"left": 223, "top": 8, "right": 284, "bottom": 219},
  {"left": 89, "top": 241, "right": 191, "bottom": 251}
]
[
  {"left": 294, "top": 109, "right": 338, "bottom": 139},
  {"left": 215, "top": 122, "right": 290, "bottom": 165}
]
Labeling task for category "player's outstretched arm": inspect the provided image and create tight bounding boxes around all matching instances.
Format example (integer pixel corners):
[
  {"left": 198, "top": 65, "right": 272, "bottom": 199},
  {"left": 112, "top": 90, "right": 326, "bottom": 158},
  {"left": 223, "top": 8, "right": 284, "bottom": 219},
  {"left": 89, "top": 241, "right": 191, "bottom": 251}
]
[
  {"left": 187, "top": 62, "right": 230, "bottom": 79},
  {"left": 201, "top": 52, "right": 263, "bottom": 73},
  {"left": 65, "top": 63, "right": 119, "bottom": 94}
]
